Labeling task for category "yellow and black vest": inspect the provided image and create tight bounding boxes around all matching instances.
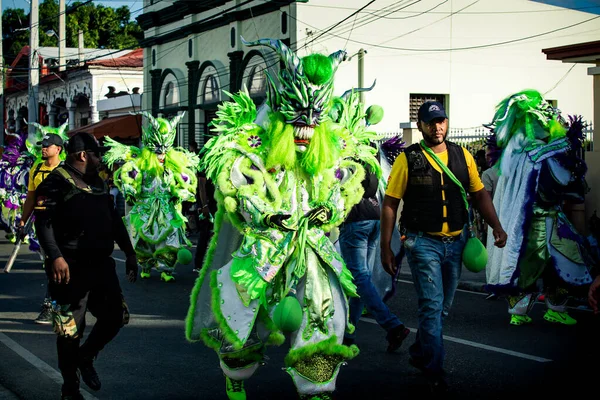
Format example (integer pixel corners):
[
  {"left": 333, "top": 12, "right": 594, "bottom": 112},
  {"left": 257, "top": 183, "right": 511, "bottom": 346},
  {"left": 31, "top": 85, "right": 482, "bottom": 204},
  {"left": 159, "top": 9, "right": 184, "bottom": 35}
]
[{"left": 401, "top": 141, "right": 469, "bottom": 232}]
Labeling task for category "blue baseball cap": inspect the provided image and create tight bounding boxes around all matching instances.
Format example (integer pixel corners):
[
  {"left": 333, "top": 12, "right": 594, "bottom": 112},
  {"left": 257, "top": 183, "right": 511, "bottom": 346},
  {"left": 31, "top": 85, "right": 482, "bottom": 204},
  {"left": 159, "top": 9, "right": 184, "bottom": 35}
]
[{"left": 418, "top": 101, "right": 448, "bottom": 123}]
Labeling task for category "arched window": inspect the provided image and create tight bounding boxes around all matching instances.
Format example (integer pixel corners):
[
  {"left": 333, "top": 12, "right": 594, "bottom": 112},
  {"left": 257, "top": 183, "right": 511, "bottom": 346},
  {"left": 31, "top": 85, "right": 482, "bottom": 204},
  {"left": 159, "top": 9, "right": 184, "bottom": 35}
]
[
  {"left": 244, "top": 55, "right": 267, "bottom": 98},
  {"left": 160, "top": 74, "right": 180, "bottom": 108},
  {"left": 200, "top": 66, "right": 221, "bottom": 105}
]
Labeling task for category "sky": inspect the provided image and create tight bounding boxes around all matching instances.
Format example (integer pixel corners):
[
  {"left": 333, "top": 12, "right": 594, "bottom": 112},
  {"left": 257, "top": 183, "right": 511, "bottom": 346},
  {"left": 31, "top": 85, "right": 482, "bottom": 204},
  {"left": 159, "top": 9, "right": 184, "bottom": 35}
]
[{"left": 1, "top": 0, "right": 144, "bottom": 19}]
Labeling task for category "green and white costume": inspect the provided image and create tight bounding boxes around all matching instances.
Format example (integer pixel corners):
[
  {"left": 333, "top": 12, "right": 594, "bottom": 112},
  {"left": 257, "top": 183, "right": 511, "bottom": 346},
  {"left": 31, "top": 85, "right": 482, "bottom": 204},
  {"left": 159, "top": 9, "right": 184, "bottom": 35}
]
[
  {"left": 104, "top": 113, "right": 199, "bottom": 279},
  {"left": 185, "top": 39, "right": 381, "bottom": 399}
]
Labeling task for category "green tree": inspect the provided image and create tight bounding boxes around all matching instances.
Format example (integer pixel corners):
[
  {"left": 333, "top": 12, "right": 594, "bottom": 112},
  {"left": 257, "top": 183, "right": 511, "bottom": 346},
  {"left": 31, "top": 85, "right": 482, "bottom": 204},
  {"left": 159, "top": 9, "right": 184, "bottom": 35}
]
[
  {"left": 2, "top": 8, "right": 29, "bottom": 63},
  {"left": 2, "top": 0, "right": 142, "bottom": 65}
]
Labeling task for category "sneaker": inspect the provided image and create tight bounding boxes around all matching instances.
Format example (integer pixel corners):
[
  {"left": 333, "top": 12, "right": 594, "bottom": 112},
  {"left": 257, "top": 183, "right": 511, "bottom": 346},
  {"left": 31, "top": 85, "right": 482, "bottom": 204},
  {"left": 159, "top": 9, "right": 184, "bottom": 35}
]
[
  {"left": 225, "top": 376, "right": 246, "bottom": 400},
  {"left": 34, "top": 304, "right": 53, "bottom": 325},
  {"left": 140, "top": 269, "right": 151, "bottom": 279},
  {"left": 386, "top": 325, "right": 410, "bottom": 353},
  {"left": 160, "top": 271, "right": 175, "bottom": 282},
  {"left": 543, "top": 309, "right": 577, "bottom": 325},
  {"left": 78, "top": 357, "right": 101, "bottom": 391},
  {"left": 510, "top": 315, "right": 532, "bottom": 326}
]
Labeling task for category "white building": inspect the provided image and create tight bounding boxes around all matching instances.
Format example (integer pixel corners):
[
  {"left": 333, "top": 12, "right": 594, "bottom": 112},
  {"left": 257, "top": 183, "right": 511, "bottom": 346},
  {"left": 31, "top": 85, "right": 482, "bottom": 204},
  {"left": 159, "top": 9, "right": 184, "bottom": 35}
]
[{"left": 5, "top": 46, "right": 143, "bottom": 136}]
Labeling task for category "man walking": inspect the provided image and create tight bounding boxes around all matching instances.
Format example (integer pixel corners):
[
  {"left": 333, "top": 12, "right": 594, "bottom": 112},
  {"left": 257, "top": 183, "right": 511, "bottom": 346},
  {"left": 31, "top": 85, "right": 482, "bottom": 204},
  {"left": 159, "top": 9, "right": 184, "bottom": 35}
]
[
  {"left": 380, "top": 101, "right": 507, "bottom": 392},
  {"left": 34, "top": 132, "right": 138, "bottom": 400},
  {"left": 19, "top": 133, "right": 64, "bottom": 324},
  {"left": 340, "top": 163, "right": 409, "bottom": 351}
]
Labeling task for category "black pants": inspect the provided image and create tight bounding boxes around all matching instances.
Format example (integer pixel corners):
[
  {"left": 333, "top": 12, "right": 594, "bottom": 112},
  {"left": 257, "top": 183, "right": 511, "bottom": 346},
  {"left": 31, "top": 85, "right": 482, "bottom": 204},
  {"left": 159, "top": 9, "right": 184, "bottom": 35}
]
[
  {"left": 194, "top": 218, "right": 214, "bottom": 270},
  {"left": 47, "top": 257, "right": 125, "bottom": 392}
]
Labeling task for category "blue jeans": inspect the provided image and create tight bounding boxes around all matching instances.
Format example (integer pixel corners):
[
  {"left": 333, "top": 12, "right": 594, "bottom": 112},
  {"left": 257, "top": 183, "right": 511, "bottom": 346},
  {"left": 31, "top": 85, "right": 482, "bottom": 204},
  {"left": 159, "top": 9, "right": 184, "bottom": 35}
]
[
  {"left": 404, "top": 230, "right": 466, "bottom": 376},
  {"left": 339, "top": 220, "right": 403, "bottom": 339}
]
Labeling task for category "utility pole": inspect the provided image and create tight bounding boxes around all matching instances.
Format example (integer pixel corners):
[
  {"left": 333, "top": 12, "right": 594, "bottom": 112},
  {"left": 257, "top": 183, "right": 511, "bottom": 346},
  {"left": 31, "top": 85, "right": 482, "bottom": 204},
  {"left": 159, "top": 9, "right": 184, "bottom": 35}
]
[
  {"left": 28, "top": 0, "right": 40, "bottom": 126},
  {"left": 59, "top": 0, "right": 66, "bottom": 71},
  {"left": 358, "top": 48, "right": 366, "bottom": 103},
  {"left": 0, "top": 0, "right": 4, "bottom": 146}
]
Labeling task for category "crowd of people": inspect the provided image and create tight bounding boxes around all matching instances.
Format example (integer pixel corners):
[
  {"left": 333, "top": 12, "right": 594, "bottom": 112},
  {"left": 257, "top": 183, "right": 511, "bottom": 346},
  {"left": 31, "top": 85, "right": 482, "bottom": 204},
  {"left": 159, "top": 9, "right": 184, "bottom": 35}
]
[{"left": 2, "top": 38, "right": 600, "bottom": 400}]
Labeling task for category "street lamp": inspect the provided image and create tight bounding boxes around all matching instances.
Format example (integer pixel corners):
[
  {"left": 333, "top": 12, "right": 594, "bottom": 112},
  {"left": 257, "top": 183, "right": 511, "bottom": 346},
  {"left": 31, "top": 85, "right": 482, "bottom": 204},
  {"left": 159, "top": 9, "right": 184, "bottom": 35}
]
[{"left": 45, "top": 29, "right": 58, "bottom": 38}]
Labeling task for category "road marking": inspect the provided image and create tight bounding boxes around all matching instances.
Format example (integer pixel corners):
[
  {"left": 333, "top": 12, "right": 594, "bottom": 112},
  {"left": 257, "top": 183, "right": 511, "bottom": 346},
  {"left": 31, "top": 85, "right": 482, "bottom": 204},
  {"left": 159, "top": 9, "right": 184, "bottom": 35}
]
[
  {"left": 0, "top": 332, "right": 98, "bottom": 399},
  {"left": 361, "top": 318, "right": 553, "bottom": 363}
]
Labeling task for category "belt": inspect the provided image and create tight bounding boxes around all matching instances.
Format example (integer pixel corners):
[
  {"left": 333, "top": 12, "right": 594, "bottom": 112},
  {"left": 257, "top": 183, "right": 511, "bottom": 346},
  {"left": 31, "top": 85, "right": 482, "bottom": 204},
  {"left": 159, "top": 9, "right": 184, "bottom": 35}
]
[{"left": 411, "top": 231, "right": 460, "bottom": 243}]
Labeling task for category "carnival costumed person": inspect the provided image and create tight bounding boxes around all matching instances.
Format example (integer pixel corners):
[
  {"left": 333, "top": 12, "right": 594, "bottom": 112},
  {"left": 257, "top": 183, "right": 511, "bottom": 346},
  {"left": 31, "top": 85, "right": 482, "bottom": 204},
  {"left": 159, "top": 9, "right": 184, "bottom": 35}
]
[
  {"left": 103, "top": 112, "right": 199, "bottom": 282},
  {"left": 185, "top": 39, "right": 381, "bottom": 400},
  {"left": 0, "top": 131, "right": 33, "bottom": 242},
  {"left": 3, "top": 122, "right": 70, "bottom": 251},
  {"left": 485, "top": 90, "right": 594, "bottom": 326}
]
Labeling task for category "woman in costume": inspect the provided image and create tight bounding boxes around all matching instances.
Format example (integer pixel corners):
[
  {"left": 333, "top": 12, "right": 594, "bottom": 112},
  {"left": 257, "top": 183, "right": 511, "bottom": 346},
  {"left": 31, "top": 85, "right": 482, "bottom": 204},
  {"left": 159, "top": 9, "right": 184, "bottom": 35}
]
[
  {"left": 485, "top": 90, "right": 594, "bottom": 325},
  {"left": 104, "top": 113, "right": 199, "bottom": 282},
  {"left": 185, "top": 39, "right": 380, "bottom": 400}
]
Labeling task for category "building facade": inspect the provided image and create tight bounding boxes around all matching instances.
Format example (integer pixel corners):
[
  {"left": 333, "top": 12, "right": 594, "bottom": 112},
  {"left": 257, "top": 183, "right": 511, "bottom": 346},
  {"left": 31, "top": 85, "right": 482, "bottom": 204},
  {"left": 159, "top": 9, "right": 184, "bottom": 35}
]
[
  {"left": 4, "top": 46, "right": 143, "bottom": 134},
  {"left": 139, "top": 0, "right": 599, "bottom": 142}
]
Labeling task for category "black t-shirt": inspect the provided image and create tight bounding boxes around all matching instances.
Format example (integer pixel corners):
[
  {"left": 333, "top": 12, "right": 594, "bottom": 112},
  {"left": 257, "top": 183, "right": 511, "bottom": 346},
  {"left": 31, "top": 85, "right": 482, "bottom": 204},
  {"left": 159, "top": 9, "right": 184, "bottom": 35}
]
[
  {"left": 345, "top": 164, "right": 380, "bottom": 224},
  {"left": 34, "top": 164, "right": 135, "bottom": 262}
]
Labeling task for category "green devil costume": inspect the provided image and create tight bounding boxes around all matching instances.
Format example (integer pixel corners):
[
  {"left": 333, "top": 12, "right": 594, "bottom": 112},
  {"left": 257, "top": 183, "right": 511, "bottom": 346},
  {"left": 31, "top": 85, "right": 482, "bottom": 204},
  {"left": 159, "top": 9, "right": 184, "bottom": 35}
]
[
  {"left": 185, "top": 39, "right": 382, "bottom": 400},
  {"left": 484, "top": 90, "right": 593, "bottom": 326},
  {"left": 104, "top": 113, "right": 199, "bottom": 282}
]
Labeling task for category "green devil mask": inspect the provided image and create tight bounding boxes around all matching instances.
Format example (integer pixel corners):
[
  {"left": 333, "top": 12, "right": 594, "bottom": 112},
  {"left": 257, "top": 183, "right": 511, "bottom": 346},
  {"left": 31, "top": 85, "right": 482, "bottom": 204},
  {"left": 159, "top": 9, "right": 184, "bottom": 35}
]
[
  {"left": 139, "top": 111, "right": 185, "bottom": 154},
  {"left": 241, "top": 38, "right": 346, "bottom": 142}
]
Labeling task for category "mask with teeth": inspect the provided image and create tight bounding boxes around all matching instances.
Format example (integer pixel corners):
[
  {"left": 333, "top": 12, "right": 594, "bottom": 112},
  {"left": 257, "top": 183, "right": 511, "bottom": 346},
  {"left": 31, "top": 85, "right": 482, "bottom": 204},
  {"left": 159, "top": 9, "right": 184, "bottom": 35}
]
[{"left": 241, "top": 38, "right": 345, "bottom": 145}]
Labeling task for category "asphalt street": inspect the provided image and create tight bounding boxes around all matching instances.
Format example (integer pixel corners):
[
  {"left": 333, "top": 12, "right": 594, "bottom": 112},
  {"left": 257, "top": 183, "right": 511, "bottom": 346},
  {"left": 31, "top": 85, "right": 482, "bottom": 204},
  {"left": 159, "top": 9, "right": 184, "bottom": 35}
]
[{"left": 1, "top": 237, "right": 599, "bottom": 400}]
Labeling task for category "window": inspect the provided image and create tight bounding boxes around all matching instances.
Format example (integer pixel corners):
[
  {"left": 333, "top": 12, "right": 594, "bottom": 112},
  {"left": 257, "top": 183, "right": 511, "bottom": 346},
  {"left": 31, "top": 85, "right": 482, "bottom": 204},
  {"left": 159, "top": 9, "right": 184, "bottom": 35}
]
[
  {"left": 409, "top": 93, "right": 447, "bottom": 122},
  {"left": 281, "top": 12, "right": 288, "bottom": 34},
  {"left": 245, "top": 56, "right": 267, "bottom": 98},
  {"left": 199, "top": 66, "right": 221, "bottom": 105},
  {"left": 160, "top": 74, "right": 180, "bottom": 108}
]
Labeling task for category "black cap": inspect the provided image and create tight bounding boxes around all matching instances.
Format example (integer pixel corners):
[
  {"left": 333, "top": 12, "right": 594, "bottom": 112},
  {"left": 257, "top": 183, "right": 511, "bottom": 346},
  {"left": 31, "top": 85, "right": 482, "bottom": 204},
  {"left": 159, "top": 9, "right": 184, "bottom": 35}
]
[
  {"left": 418, "top": 101, "right": 448, "bottom": 123},
  {"left": 66, "top": 132, "right": 109, "bottom": 155},
  {"left": 37, "top": 134, "right": 64, "bottom": 148}
]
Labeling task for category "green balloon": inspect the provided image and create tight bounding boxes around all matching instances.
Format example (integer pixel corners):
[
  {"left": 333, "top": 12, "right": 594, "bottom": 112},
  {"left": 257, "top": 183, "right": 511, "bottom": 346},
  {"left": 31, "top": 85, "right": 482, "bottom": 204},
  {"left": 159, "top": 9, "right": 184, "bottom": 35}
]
[
  {"left": 365, "top": 105, "right": 384, "bottom": 126},
  {"left": 462, "top": 237, "right": 488, "bottom": 273},
  {"left": 177, "top": 248, "right": 193, "bottom": 265},
  {"left": 273, "top": 296, "right": 303, "bottom": 332}
]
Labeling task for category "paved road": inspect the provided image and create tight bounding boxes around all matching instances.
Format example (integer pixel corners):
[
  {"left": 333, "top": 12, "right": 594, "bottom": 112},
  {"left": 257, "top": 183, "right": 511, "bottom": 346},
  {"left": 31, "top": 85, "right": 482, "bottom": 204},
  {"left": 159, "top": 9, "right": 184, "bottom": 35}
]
[{"left": 1, "top": 238, "right": 598, "bottom": 399}]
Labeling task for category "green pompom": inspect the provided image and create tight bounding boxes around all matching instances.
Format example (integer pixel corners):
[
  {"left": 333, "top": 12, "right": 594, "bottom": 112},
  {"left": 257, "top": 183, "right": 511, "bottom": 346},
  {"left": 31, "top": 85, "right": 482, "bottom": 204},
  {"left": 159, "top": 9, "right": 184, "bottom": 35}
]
[
  {"left": 272, "top": 296, "right": 303, "bottom": 332},
  {"left": 301, "top": 54, "right": 333, "bottom": 85},
  {"left": 156, "top": 118, "right": 170, "bottom": 135},
  {"left": 462, "top": 237, "right": 487, "bottom": 273},
  {"left": 365, "top": 105, "right": 384, "bottom": 126},
  {"left": 177, "top": 248, "right": 193, "bottom": 265}
]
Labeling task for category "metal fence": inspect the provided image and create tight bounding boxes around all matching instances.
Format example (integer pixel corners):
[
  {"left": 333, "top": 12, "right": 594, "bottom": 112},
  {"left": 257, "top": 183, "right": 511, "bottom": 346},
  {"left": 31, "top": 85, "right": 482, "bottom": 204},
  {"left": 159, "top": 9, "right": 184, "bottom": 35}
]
[{"left": 383, "top": 119, "right": 595, "bottom": 154}]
